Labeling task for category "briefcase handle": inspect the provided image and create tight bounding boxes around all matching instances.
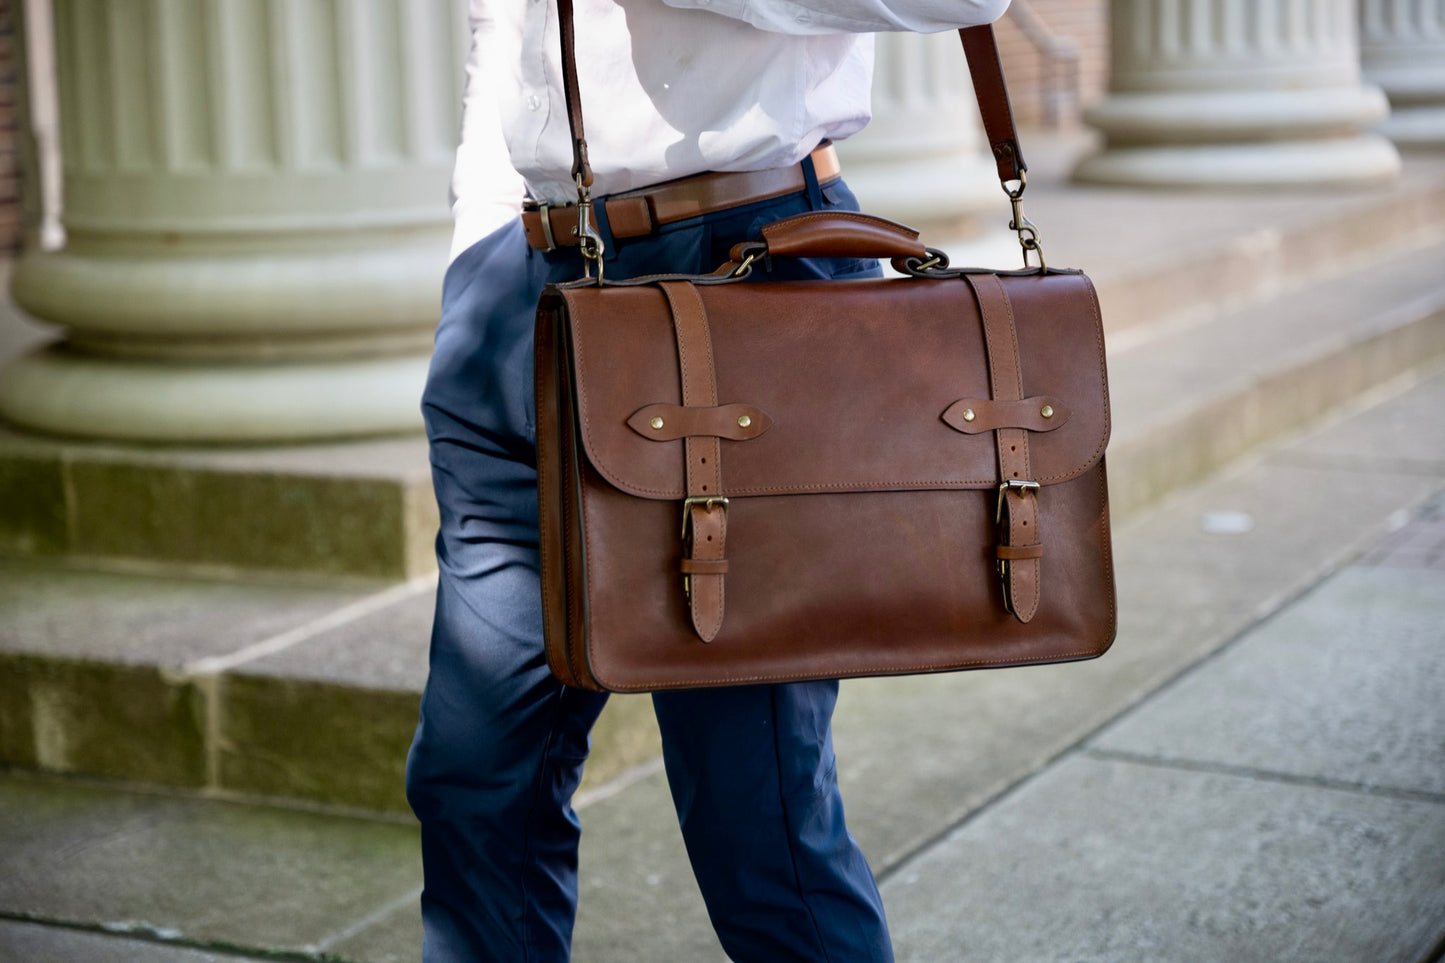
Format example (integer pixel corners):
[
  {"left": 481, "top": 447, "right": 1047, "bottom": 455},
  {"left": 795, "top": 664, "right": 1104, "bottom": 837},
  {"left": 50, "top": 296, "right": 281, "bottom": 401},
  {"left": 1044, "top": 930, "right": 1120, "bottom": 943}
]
[{"left": 751, "top": 211, "right": 928, "bottom": 261}]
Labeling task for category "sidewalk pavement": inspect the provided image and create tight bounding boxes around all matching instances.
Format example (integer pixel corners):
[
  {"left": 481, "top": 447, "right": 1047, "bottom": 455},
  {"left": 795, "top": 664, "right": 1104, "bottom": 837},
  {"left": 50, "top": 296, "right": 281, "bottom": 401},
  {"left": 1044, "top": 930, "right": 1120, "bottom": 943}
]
[
  {"left": 3, "top": 369, "right": 1444, "bottom": 960},
  {"left": 882, "top": 495, "right": 1445, "bottom": 962}
]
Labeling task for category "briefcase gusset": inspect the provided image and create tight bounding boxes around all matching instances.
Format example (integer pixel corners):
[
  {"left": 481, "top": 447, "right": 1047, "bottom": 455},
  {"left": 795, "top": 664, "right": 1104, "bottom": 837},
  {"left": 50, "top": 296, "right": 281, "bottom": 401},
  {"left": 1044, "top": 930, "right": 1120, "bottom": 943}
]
[{"left": 536, "top": 267, "right": 1116, "bottom": 692}]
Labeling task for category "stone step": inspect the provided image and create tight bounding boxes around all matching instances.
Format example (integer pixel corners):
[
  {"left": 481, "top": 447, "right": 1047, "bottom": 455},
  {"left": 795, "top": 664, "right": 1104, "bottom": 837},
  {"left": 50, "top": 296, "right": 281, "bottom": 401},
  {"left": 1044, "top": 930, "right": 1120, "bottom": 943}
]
[
  {"left": 0, "top": 433, "right": 436, "bottom": 582},
  {"left": 2, "top": 372, "right": 1441, "bottom": 963},
  {"left": 2, "top": 219, "right": 1443, "bottom": 813},
  {"left": 3, "top": 152, "right": 1444, "bottom": 581}
]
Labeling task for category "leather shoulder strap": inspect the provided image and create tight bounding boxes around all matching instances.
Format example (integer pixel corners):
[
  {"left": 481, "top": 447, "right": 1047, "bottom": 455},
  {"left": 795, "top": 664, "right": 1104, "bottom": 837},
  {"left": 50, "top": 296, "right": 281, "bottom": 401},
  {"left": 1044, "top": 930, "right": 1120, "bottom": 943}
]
[
  {"left": 554, "top": 3, "right": 1024, "bottom": 193},
  {"left": 556, "top": 0, "right": 592, "bottom": 188},
  {"left": 959, "top": 25, "right": 1026, "bottom": 183}
]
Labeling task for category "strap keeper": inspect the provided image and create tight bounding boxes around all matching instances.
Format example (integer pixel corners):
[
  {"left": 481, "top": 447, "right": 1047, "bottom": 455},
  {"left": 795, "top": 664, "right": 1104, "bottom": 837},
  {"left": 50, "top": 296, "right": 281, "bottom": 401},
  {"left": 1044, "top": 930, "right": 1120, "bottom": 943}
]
[
  {"left": 680, "top": 558, "right": 730, "bottom": 576},
  {"left": 996, "top": 543, "right": 1043, "bottom": 561}
]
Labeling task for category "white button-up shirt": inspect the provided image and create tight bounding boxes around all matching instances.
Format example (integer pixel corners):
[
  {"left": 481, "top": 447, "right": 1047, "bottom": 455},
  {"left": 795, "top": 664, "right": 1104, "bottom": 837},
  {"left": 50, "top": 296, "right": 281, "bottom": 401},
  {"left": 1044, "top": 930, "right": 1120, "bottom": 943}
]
[{"left": 450, "top": 0, "right": 1010, "bottom": 260}]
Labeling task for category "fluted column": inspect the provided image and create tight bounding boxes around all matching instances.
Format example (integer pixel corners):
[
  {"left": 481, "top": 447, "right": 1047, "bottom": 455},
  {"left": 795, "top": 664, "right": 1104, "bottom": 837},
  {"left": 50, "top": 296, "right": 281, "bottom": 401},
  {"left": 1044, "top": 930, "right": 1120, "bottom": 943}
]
[
  {"left": 1360, "top": 0, "right": 1445, "bottom": 147},
  {"left": 1075, "top": 0, "right": 1401, "bottom": 187},
  {"left": 0, "top": 0, "right": 467, "bottom": 443},
  {"left": 836, "top": 31, "right": 1002, "bottom": 233}
]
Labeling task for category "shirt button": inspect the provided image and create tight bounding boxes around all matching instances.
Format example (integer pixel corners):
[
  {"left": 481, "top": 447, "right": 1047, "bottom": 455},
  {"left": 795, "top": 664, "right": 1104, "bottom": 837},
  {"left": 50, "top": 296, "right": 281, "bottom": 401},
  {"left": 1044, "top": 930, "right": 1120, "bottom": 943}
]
[{"left": 526, "top": 94, "right": 542, "bottom": 111}]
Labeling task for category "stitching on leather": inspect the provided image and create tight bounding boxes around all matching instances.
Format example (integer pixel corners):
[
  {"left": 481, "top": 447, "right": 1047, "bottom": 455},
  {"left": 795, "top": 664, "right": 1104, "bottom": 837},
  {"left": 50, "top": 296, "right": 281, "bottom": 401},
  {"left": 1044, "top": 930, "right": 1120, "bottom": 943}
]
[
  {"left": 566, "top": 276, "right": 1110, "bottom": 499},
  {"left": 536, "top": 315, "right": 565, "bottom": 684},
  {"left": 994, "top": 278, "right": 1040, "bottom": 620},
  {"left": 667, "top": 282, "right": 727, "bottom": 638},
  {"left": 1037, "top": 275, "right": 1108, "bottom": 483},
  {"left": 761, "top": 209, "right": 920, "bottom": 242},
  {"left": 590, "top": 467, "right": 1118, "bottom": 691},
  {"left": 604, "top": 645, "right": 1109, "bottom": 691},
  {"left": 1097, "top": 464, "right": 1117, "bottom": 639},
  {"left": 662, "top": 283, "right": 694, "bottom": 410}
]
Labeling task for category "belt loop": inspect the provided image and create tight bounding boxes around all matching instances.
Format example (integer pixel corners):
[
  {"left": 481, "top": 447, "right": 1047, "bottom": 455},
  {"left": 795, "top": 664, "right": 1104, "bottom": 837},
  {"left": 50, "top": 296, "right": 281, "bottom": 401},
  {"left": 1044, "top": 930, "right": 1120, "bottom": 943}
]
[{"left": 802, "top": 150, "right": 823, "bottom": 210}]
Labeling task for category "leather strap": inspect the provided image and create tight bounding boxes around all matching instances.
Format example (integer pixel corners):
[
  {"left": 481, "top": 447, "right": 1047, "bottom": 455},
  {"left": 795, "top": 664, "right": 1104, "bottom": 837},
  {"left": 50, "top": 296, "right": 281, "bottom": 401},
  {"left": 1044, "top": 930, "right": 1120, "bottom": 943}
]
[
  {"left": 661, "top": 282, "right": 728, "bottom": 642},
  {"left": 942, "top": 396, "right": 1069, "bottom": 434},
  {"left": 959, "top": 26, "right": 1026, "bottom": 183},
  {"left": 555, "top": 3, "right": 1025, "bottom": 197},
  {"left": 627, "top": 403, "right": 773, "bottom": 442},
  {"left": 965, "top": 274, "right": 1042, "bottom": 623},
  {"left": 556, "top": 0, "right": 591, "bottom": 188}
]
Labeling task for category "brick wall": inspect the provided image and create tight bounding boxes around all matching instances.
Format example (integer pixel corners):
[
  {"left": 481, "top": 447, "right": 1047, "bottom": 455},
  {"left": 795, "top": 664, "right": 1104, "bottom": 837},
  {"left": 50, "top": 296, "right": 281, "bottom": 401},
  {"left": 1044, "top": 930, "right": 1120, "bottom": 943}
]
[
  {"left": 994, "top": 0, "right": 1109, "bottom": 127},
  {"left": 0, "top": 0, "right": 19, "bottom": 251}
]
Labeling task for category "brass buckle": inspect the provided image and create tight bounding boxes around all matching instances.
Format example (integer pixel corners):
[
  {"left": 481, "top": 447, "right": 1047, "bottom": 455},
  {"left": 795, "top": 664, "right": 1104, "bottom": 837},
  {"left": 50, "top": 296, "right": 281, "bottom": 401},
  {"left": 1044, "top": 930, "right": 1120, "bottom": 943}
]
[
  {"left": 680, "top": 496, "right": 729, "bottom": 539},
  {"left": 995, "top": 480, "right": 1040, "bottom": 614},
  {"left": 681, "top": 496, "right": 729, "bottom": 599},
  {"left": 995, "top": 479, "right": 1040, "bottom": 525}
]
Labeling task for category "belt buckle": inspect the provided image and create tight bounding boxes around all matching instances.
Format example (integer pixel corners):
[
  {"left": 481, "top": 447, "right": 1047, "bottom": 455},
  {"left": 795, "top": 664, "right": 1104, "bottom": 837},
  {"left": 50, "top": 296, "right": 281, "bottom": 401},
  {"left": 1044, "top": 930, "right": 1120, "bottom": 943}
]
[{"left": 536, "top": 203, "right": 558, "bottom": 252}]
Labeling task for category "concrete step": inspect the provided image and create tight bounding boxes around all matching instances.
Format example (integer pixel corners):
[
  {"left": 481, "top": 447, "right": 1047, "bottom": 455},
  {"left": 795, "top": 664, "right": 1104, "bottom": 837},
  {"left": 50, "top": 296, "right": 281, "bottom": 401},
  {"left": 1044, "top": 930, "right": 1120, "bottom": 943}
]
[
  {"left": 0, "top": 433, "right": 436, "bottom": 581},
  {"left": 4, "top": 144, "right": 1445, "bottom": 810},
  {"left": 1106, "top": 235, "right": 1445, "bottom": 516},
  {"left": 2, "top": 214, "right": 1443, "bottom": 815},
  {"left": 3, "top": 153, "right": 1444, "bottom": 581},
  {"left": 3, "top": 372, "right": 1441, "bottom": 962}
]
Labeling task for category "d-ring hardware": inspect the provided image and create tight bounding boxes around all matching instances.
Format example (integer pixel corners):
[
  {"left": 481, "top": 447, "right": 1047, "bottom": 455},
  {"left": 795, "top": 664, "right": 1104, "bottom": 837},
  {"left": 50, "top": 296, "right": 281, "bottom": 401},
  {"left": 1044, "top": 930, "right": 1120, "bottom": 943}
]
[
  {"left": 575, "top": 173, "right": 606, "bottom": 284},
  {"left": 1002, "top": 172, "right": 1046, "bottom": 271}
]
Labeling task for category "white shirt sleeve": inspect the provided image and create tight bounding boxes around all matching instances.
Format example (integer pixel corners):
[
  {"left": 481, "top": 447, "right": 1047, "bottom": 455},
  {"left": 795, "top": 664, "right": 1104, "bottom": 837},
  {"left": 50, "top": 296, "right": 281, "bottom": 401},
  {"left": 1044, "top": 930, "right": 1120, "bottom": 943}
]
[
  {"left": 661, "top": 0, "right": 1010, "bottom": 35},
  {"left": 447, "top": 1, "right": 527, "bottom": 261}
]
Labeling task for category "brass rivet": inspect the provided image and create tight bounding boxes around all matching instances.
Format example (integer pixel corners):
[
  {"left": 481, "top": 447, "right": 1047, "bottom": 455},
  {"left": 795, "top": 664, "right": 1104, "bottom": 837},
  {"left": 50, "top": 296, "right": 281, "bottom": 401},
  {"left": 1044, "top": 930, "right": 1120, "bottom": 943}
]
[
  {"left": 737, "top": 414, "right": 752, "bottom": 429},
  {"left": 650, "top": 416, "right": 664, "bottom": 430},
  {"left": 962, "top": 408, "right": 976, "bottom": 423},
  {"left": 1040, "top": 405, "right": 1054, "bottom": 419}
]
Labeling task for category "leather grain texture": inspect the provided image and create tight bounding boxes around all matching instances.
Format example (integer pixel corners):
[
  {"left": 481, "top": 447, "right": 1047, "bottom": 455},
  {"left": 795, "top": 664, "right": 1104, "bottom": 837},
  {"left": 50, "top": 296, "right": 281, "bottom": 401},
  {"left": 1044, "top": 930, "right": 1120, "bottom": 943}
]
[{"left": 536, "top": 270, "right": 1117, "bottom": 691}]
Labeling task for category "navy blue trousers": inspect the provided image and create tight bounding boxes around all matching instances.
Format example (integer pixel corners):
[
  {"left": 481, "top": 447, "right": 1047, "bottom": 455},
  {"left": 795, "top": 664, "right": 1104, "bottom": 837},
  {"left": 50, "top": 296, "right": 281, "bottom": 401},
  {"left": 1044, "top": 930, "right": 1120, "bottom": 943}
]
[{"left": 406, "top": 171, "right": 892, "bottom": 962}]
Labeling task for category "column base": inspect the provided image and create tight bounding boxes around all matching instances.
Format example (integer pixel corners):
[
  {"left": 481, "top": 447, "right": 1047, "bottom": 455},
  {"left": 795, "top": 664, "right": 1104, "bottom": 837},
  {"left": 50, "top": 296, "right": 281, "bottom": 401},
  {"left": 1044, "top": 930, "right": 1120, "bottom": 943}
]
[
  {"left": 1073, "top": 136, "right": 1402, "bottom": 188},
  {"left": 1381, "top": 107, "right": 1445, "bottom": 148},
  {"left": 9, "top": 230, "right": 449, "bottom": 351},
  {"left": 0, "top": 345, "right": 429, "bottom": 443},
  {"left": 1082, "top": 87, "right": 1390, "bottom": 143}
]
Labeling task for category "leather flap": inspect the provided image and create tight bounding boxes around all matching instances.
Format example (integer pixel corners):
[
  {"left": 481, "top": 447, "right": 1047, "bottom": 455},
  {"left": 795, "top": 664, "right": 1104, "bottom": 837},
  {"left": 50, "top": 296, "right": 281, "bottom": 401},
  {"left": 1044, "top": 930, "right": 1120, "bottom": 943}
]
[{"left": 550, "top": 272, "right": 1108, "bottom": 501}]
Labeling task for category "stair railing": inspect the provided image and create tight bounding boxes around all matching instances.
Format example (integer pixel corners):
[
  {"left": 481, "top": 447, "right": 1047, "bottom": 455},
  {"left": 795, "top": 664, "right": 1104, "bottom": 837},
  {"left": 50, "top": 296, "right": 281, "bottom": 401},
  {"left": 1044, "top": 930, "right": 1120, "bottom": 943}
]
[{"left": 1004, "top": 0, "right": 1081, "bottom": 128}]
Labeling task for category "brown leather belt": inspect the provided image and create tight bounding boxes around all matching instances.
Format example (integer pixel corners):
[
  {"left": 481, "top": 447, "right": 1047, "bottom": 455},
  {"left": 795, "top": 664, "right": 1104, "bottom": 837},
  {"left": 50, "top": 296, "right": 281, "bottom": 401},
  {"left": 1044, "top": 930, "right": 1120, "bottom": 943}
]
[{"left": 521, "top": 143, "right": 841, "bottom": 252}]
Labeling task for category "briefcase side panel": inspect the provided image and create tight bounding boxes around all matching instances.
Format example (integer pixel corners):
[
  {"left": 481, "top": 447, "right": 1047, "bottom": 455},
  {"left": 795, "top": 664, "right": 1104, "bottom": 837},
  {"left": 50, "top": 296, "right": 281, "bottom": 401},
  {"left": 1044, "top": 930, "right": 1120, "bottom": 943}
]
[
  {"left": 535, "top": 295, "right": 575, "bottom": 687},
  {"left": 537, "top": 294, "right": 605, "bottom": 690}
]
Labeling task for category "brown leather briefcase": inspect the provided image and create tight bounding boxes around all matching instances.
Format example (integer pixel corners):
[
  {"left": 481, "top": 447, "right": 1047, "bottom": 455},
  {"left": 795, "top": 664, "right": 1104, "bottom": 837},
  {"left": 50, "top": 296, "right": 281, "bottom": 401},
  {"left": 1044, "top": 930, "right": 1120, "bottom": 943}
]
[{"left": 536, "top": 8, "right": 1116, "bottom": 692}]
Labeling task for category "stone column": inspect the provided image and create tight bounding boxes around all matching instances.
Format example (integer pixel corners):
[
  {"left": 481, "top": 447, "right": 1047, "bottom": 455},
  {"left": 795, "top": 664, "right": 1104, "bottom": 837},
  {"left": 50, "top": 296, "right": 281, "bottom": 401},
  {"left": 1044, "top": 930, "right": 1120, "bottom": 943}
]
[
  {"left": 1360, "top": 0, "right": 1445, "bottom": 147},
  {"left": 1075, "top": 0, "right": 1401, "bottom": 187},
  {"left": 20, "top": 0, "right": 63, "bottom": 250},
  {"left": 836, "top": 30, "right": 1003, "bottom": 234},
  {"left": 0, "top": 0, "right": 468, "bottom": 443}
]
